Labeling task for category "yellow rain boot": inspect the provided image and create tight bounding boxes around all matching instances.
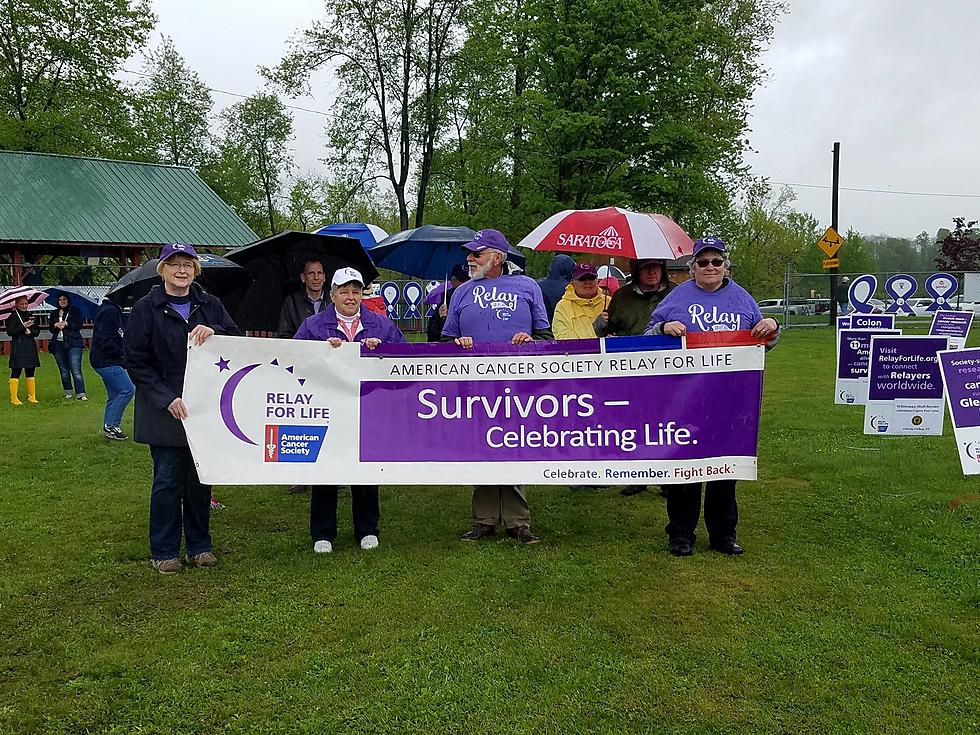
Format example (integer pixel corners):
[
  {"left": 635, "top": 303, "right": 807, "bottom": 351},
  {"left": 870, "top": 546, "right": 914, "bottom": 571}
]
[
  {"left": 8, "top": 378, "right": 22, "bottom": 405},
  {"left": 25, "top": 377, "right": 38, "bottom": 404}
]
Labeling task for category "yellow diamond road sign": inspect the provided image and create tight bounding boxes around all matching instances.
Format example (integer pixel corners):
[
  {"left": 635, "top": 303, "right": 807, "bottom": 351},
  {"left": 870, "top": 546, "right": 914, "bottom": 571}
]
[{"left": 817, "top": 227, "right": 844, "bottom": 258}]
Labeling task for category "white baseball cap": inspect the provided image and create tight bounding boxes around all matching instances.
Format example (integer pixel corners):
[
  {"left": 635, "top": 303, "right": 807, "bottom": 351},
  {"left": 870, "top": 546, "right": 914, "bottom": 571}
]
[{"left": 331, "top": 267, "right": 364, "bottom": 288}]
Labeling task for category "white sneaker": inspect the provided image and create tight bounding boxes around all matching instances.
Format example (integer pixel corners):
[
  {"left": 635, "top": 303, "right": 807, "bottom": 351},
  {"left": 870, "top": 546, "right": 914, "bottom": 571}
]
[
  {"left": 313, "top": 540, "right": 332, "bottom": 554},
  {"left": 360, "top": 535, "right": 379, "bottom": 550}
]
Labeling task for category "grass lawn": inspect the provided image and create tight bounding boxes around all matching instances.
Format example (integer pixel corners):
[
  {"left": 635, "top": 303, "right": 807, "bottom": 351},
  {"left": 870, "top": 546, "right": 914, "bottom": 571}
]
[{"left": 1, "top": 329, "right": 977, "bottom": 734}]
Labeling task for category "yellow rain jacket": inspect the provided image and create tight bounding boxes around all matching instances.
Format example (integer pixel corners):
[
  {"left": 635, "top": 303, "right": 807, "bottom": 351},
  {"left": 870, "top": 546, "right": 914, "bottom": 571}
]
[{"left": 553, "top": 284, "right": 606, "bottom": 340}]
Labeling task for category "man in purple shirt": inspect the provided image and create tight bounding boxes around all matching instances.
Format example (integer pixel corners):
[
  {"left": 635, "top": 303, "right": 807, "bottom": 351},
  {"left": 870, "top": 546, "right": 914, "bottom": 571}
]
[{"left": 442, "top": 229, "right": 553, "bottom": 544}]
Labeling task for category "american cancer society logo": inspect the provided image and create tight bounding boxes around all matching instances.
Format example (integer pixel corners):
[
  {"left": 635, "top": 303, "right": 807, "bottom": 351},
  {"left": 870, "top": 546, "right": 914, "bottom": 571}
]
[
  {"left": 214, "top": 354, "right": 329, "bottom": 463},
  {"left": 265, "top": 425, "right": 328, "bottom": 463}
]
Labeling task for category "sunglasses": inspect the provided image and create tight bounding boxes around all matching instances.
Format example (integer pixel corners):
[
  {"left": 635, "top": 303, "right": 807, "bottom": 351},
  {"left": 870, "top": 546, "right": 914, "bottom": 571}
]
[{"left": 695, "top": 258, "right": 725, "bottom": 268}]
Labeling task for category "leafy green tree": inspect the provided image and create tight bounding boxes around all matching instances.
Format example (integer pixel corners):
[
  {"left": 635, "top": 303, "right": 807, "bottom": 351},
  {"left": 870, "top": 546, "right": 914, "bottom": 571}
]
[
  {"left": 200, "top": 143, "right": 269, "bottom": 236},
  {"left": 441, "top": 0, "right": 786, "bottom": 239},
  {"left": 726, "top": 184, "right": 816, "bottom": 298},
  {"left": 936, "top": 217, "right": 980, "bottom": 272},
  {"left": 269, "top": 0, "right": 464, "bottom": 230},
  {"left": 0, "top": 0, "right": 155, "bottom": 156},
  {"left": 218, "top": 93, "right": 294, "bottom": 236},
  {"left": 134, "top": 36, "right": 213, "bottom": 167}
]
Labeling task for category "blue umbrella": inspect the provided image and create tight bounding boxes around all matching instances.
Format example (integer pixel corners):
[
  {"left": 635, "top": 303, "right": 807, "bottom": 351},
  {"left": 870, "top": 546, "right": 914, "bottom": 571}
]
[
  {"left": 315, "top": 223, "right": 389, "bottom": 252},
  {"left": 371, "top": 225, "right": 526, "bottom": 280},
  {"left": 44, "top": 286, "right": 107, "bottom": 320}
]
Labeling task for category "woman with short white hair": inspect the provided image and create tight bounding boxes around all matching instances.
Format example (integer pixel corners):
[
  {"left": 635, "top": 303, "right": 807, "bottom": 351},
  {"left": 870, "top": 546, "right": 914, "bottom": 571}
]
[{"left": 645, "top": 237, "right": 779, "bottom": 557}]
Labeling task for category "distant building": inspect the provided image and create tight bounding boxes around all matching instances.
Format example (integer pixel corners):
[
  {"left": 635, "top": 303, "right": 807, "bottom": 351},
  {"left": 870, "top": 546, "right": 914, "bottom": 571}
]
[{"left": 0, "top": 150, "right": 256, "bottom": 285}]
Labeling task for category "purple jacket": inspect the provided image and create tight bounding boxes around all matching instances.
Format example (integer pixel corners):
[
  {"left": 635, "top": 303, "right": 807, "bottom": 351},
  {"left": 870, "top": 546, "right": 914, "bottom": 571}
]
[{"left": 293, "top": 303, "right": 406, "bottom": 344}]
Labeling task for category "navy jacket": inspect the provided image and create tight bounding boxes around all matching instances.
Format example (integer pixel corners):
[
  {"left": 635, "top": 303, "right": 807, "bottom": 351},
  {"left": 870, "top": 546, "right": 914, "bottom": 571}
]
[
  {"left": 536, "top": 254, "right": 575, "bottom": 322},
  {"left": 5, "top": 310, "right": 40, "bottom": 370},
  {"left": 125, "top": 283, "right": 238, "bottom": 447},
  {"left": 90, "top": 301, "right": 127, "bottom": 369},
  {"left": 48, "top": 305, "right": 84, "bottom": 349}
]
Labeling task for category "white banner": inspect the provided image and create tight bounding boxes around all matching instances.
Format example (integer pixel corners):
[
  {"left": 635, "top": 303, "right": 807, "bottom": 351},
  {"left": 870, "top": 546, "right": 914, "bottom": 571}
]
[{"left": 181, "top": 335, "right": 766, "bottom": 486}]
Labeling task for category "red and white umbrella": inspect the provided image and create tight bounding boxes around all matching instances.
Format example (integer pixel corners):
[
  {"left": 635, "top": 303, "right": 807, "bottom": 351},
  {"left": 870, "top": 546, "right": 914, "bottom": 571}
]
[
  {"left": 0, "top": 286, "right": 49, "bottom": 321},
  {"left": 517, "top": 207, "right": 694, "bottom": 260}
]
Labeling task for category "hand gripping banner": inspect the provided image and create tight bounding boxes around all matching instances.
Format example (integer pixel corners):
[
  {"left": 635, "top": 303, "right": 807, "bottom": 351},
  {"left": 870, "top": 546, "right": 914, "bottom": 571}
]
[{"left": 182, "top": 333, "right": 766, "bottom": 486}]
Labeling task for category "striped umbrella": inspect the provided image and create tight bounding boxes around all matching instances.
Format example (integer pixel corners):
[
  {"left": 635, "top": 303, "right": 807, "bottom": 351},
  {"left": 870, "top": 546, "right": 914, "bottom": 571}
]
[
  {"left": 517, "top": 207, "right": 693, "bottom": 260},
  {"left": 0, "top": 286, "right": 49, "bottom": 321}
]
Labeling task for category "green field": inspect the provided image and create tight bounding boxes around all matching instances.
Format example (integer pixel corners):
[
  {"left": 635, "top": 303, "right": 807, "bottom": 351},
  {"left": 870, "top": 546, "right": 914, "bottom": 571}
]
[{"left": 2, "top": 329, "right": 978, "bottom": 734}]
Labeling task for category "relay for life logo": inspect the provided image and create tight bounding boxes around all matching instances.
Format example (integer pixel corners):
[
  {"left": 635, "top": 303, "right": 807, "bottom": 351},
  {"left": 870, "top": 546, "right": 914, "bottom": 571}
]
[{"left": 214, "top": 354, "right": 330, "bottom": 463}]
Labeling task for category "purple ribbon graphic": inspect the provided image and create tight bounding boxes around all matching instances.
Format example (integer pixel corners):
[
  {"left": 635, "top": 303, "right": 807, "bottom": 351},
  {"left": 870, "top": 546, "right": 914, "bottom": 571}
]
[
  {"left": 402, "top": 281, "right": 423, "bottom": 319},
  {"left": 924, "top": 272, "right": 957, "bottom": 311},
  {"left": 884, "top": 274, "right": 918, "bottom": 314},
  {"left": 847, "top": 274, "right": 878, "bottom": 313},
  {"left": 380, "top": 281, "right": 401, "bottom": 320}
]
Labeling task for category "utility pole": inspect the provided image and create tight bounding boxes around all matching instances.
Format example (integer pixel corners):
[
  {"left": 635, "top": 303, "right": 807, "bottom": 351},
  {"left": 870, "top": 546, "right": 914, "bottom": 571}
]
[{"left": 829, "top": 141, "right": 841, "bottom": 322}]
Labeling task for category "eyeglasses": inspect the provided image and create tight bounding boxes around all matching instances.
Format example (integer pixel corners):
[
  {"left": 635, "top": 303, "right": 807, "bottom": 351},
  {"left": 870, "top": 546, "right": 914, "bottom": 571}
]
[
  {"left": 695, "top": 258, "right": 725, "bottom": 268},
  {"left": 163, "top": 261, "right": 195, "bottom": 272}
]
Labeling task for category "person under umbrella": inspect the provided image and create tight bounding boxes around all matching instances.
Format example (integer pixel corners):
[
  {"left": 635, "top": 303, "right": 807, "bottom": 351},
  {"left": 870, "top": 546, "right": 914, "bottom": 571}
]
[
  {"left": 48, "top": 292, "right": 88, "bottom": 401},
  {"left": 442, "top": 229, "right": 552, "bottom": 544},
  {"left": 552, "top": 262, "right": 605, "bottom": 340},
  {"left": 536, "top": 254, "right": 575, "bottom": 322},
  {"left": 293, "top": 267, "right": 406, "bottom": 554},
  {"left": 594, "top": 258, "right": 675, "bottom": 497},
  {"left": 3, "top": 294, "right": 42, "bottom": 405},
  {"left": 278, "top": 258, "right": 327, "bottom": 339},
  {"left": 124, "top": 243, "right": 239, "bottom": 574},
  {"left": 644, "top": 237, "right": 779, "bottom": 557}
]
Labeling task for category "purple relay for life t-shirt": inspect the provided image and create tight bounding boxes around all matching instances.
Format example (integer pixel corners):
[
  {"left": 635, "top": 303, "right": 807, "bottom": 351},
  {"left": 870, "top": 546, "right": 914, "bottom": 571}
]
[
  {"left": 443, "top": 275, "right": 550, "bottom": 343},
  {"left": 648, "top": 278, "right": 764, "bottom": 333}
]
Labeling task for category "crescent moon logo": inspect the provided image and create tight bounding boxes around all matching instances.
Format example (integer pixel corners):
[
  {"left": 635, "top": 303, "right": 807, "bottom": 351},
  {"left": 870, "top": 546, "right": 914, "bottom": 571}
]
[
  {"left": 965, "top": 442, "right": 980, "bottom": 461},
  {"left": 220, "top": 363, "right": 261, "bottom": 445}
]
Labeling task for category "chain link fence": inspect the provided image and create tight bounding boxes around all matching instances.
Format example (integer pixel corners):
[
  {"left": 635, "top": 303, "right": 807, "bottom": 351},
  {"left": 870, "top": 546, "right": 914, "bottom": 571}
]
[{"left": 779, "top": 269, "right": 978, "bottom": 328}]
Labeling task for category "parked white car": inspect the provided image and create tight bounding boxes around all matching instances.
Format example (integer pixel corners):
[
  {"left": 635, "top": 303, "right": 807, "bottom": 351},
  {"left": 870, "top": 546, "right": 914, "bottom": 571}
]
[
  {"left": 757, "top": 298, "right": 815, "bottom": 316},
  {"left": 904, "top": 297, "right": 976, "bottom": 317}
]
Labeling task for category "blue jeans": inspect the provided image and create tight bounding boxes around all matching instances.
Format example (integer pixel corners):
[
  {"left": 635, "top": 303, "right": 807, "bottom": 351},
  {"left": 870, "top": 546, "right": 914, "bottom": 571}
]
[
  {"left": 149, "top": 445, "right": 212, "bottom": 561},
  {"left": 94, "top": 365, "right": 135, "bottom": 427},
  {"left": 50, "top": 342, "right": 86, "bottom": 394}
]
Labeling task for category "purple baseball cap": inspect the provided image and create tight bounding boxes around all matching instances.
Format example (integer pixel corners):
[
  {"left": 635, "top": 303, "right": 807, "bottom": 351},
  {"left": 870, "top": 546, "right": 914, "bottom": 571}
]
[
  {"left": 692, "top": 236, "right": 727, "bottom": 256},
  {"left": 462, "top": 229, "right": 510, "bottom": 253},
  {"left": 571, "top": 262, "right": 598, "bottom": 280},
  {"left": 160, "top": 243, "right": 200, "bottom": 261}
]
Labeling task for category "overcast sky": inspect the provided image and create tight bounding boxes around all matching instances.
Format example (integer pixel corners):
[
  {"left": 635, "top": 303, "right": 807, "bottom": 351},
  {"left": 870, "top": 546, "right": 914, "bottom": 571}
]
[{"left": 142, "top": 0, "right": 980, "bottom": 240}]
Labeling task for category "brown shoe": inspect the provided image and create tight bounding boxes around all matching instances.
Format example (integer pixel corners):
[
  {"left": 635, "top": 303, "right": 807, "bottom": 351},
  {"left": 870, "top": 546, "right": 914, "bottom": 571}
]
[
  {"left": 152, "top": 557, "right": 183, "bottom": 574},
  {"left": 183, "top": 551, "right": 218, "bottom": 568},
  {"left": 508, "top": 526, "right": 541, "bottom": 544},
  {"left": 460, "top": 523, "right": 496, "bottom": 541}
]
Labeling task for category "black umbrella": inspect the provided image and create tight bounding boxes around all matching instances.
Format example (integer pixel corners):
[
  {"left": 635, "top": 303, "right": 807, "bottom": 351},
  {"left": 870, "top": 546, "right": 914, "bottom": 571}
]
[
  {"left": 225, "top": 230, "right": 379, "bottom": 333},
  {"left": 106, "top": 254, "right": 249, "bottom": 311}
]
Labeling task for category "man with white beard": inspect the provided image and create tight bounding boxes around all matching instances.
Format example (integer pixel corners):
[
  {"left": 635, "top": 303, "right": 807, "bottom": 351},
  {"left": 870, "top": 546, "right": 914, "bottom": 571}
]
[{"left": 442, "top": 229, "right": 552, "bottom": 543}]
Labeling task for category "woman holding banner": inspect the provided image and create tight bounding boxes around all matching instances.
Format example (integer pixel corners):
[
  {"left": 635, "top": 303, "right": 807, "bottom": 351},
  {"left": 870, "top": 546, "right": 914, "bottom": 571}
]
[
  {"left": 125, "top": 243, "right": 238, "bottom": 575},
  {"left": 294, "top": 266, "right": 405, "bottom": 554},
  {"left": 644, "top": 237, "right": 779, "bottom": 557}
]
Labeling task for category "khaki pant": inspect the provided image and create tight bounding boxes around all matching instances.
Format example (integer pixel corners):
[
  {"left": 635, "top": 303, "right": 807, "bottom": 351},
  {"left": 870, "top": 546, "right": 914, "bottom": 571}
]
[{"left": 472, "top": 485, "right": 530, "bottom": 529}]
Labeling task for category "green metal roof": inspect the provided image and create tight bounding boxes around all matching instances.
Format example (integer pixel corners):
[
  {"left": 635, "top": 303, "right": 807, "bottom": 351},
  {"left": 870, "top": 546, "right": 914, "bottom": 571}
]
[{"left": 0, "top": 150, "right": 256, "bottom": 247}]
